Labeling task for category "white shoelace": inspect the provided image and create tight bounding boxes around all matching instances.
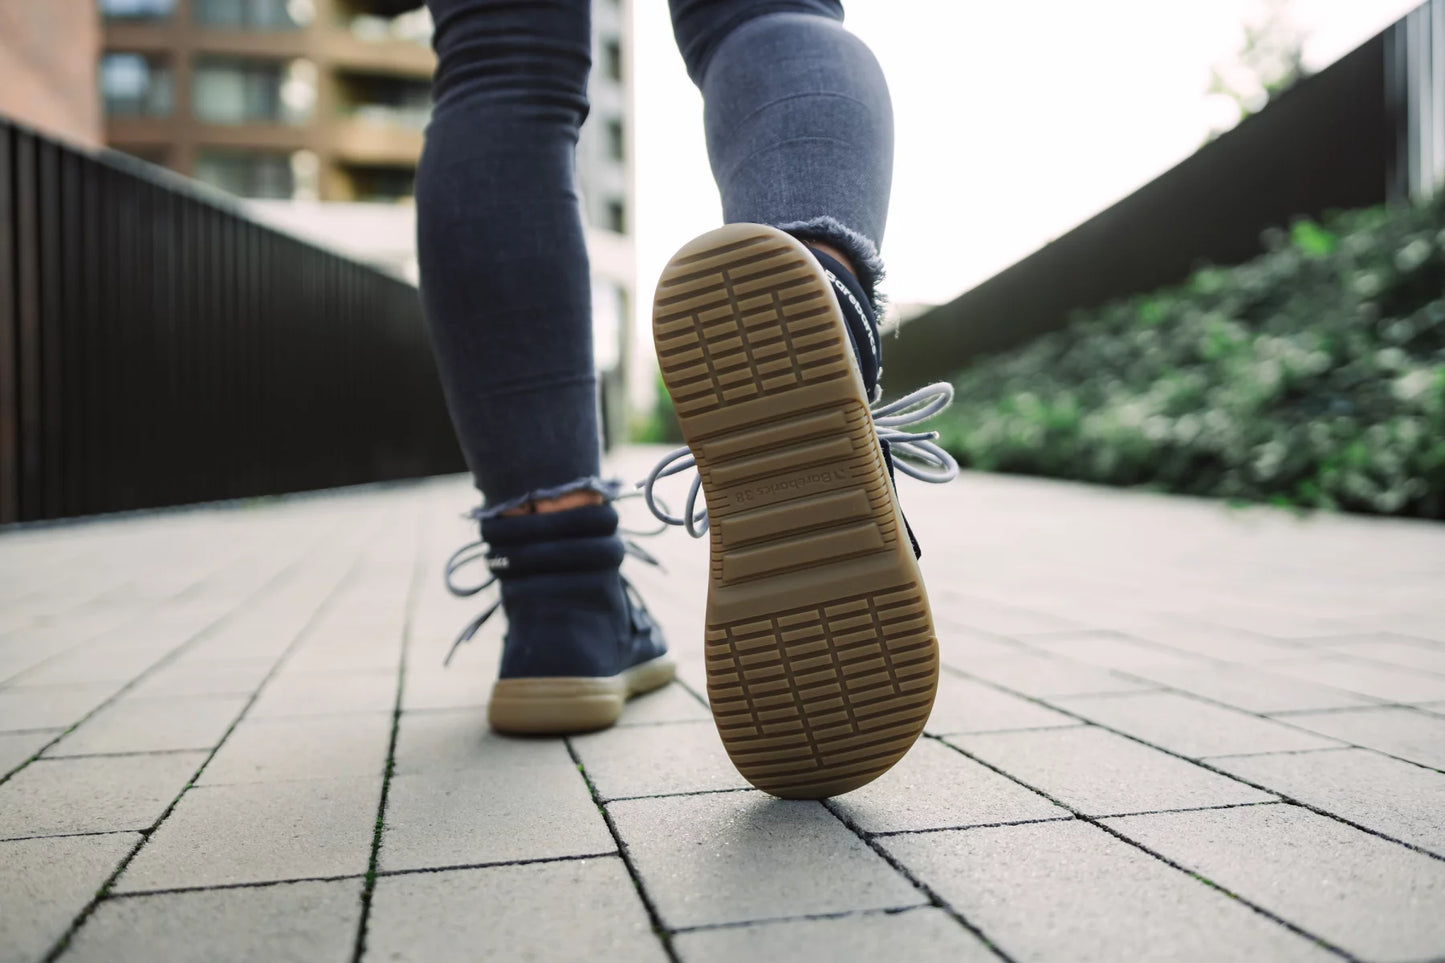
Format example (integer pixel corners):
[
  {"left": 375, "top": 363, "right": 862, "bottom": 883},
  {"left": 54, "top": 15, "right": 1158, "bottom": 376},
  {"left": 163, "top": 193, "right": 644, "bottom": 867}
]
[{"left": 640, "top": 382, "right": 961, "bottom": 537}]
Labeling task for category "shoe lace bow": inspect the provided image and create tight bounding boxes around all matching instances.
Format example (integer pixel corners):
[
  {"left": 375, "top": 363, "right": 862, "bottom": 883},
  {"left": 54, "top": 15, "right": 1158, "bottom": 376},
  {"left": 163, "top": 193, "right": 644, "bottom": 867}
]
[{"left": 639, "top": 382, "right": 960, "bottom": 538}]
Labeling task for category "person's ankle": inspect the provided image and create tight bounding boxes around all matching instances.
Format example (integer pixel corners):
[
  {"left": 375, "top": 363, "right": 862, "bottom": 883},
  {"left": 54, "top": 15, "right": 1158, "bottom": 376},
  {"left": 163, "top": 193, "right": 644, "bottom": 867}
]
[
  {"left": 809, "top": 241, "right": 857, "bottom": 278},
  {"left": 500, "top": 489, "right": 606, "bottom": 516}
]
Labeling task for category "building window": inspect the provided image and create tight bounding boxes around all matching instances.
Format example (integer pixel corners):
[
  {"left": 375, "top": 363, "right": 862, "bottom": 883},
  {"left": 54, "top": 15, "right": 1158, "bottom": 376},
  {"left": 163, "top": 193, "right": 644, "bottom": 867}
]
[
  {"left": 344, "top": 165, "right": 416, "bottom": 202},
  {"left": 605, "top": 198, "right": 626, "bottom": 234},
  {"left": 99, "top": 0, "right": 176, "bottom": 20},
  {"left": 602, "top": 37, "right": 623, "bottom": 82},
  {"left": 192, "top": 0, "right": 308, "bottom": 30},
  {"left": 604, "top": 118, "right": 625, "bottom": 162},
  {"left": 193, "top": 58, "right": 315, "bottom": 125},
  {"left": 100, "top": 53, "right": 174, "bottom": 119},
  {"left": 195, "top": 150, "right": 295, "bottom": 199},
  {"left": 340, "top": 74, "right": 432, "bottom": 130}
]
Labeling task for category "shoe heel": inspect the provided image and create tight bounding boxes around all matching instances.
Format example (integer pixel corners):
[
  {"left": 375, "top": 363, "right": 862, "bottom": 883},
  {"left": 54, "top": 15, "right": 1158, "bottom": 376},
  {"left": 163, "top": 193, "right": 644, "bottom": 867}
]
[{"left": 654, "top": 224, "right": 939, "bottom": 798}]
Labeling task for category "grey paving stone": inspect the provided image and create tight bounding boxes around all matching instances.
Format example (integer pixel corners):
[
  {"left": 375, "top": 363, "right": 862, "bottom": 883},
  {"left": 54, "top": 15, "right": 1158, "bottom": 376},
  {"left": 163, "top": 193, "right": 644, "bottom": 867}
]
[
  {"left": 390, "top": 708, "right": 534, "bottom": 776},
  {"left": 879, "top": 820, "right": 1336, "bottom": 963},
  {"left": 248, "top": 670, "right": 397, "bottom": 719},
  {"left": 46, "top": 696, "right": 247, "bottom": 757},
  {"left": 947, "top": 727, "right": 1274, "bottom": 816},
  {"left": 607, "top": 792, "right": 923, "bottom": 929},
  {"left": 925, "top": 673, "right": 1078, "bottom": 735},
  {"left": 0, "top": 729, "right": 59, "bottom": 776},
  {"left": 1213, "top": 748, "right": 1445, "bottom": 856},
  {"left": 0, "top": 832, "right": 140, "bottom": 963},
  {"left": 1051, "top": 691, "right": 1341, "bottom": 759},
  {"left": 1120, "top": 661, "right": 1378, "bottom": 714},
  {"left": 366, "top": 857, "right": 667, "bottom": 963},
  {"left": 8, "top": 646, "right": 165, "bottom": 687},
  {"left": 1019, "top": 632, "right": 1204, "bottom": 673},
  {"left": 62, "top": 879, "right": 362, "bottom": 963},
  {"left": 380, "top": 737, "right": 613, "bottom": 873},
  {"left": 0, "top": 683, "right": 124, "bottom": 732},
  {"left": 675, "top": 657, "right": 710, "bottom": 703},
  {"left": 962, "top": 652, "right": 1155, "bottom": 699},
  {"left": 198, "top": 713, "right": 392, "bottom": 786},
  {"left": 673, "top": 907, "right": 999, "bottom": 963},
  {"left": 0, "top": 752, "right": 204, "bottom": 839},
  {"left": 1310, "top": 634, "right": 1445, "bottom": 672},
  {"left": 124, "top": 659, "right": 276, "bottom": 698},
  {"left": 830, "top": 738, "right": 1068, "bottom": 834},
  {"left": 1266, "top": 657, "right": 1445, "bottom": 703},
  {"left": 617, "top": 680, "right": 712, "bottom": 726},
  {"left": 935, "top": 624, "right": 1037, "bottom": 664},
  {"left": 934, "top": 595, "right": 1084, "bottom": 636},
  {"left": 1123, "top": 620, "right": 1310, "bottom": 664},
  {"left": 1104, "top": 803, "right": 1445, "bottom": 961},
  {"left": 400, "top": 665, "right": 490, "bottom": 712},
  {"left": 571, "top": 720, "right": 749, "bottom": 800},
  {"left": 1276, "top": 706, "right": 1445, "bottom": 770},
  {"left": 114, "top": 777, "right": 382, "bottom": 892}
]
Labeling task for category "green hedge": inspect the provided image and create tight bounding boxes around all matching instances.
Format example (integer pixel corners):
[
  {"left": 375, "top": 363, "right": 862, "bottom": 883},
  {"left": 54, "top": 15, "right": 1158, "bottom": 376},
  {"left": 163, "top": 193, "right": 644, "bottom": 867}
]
[{"left": 933, "top": 194, "right": 1445, "bottom": 518}]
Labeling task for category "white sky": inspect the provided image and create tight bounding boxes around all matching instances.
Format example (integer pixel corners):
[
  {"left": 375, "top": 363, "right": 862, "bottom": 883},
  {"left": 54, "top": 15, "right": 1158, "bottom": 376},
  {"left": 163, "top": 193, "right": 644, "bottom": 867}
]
[{"left": 631, "top": 0, "right": 1419, "bottom": 316}]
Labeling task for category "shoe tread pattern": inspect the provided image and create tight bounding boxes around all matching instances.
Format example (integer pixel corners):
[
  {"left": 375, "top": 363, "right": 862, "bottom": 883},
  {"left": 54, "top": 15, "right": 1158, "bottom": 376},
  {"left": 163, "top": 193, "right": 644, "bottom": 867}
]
[{"left": 654, "top": 224, "right": 939, "bottom": 799}]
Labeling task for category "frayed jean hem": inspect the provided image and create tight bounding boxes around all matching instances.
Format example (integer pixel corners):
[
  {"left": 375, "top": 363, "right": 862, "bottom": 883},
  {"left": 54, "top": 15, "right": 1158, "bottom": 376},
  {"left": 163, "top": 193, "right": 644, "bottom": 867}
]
[
  {"left": 471, "top": 476, "right": 626, "bottom": 521},
  {"left": 777, "top": 216, "right": 887, "bottom": 315}
]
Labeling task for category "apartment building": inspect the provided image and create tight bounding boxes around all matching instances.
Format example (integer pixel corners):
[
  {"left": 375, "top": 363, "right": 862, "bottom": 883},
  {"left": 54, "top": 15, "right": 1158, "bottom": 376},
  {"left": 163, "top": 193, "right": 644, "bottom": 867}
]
[{"left": 95, "top": 0, "right": 638, "bottom": 439}]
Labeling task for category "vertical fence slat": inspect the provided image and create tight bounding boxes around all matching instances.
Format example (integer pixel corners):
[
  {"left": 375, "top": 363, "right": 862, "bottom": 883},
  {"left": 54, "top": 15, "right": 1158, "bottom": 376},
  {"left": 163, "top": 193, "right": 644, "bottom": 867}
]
[
  {"left": 0, "top": 123, "right": 17, "bottom": 524},
  {"left": 14, "top": 130, "right": 42, "bottom": 521}
]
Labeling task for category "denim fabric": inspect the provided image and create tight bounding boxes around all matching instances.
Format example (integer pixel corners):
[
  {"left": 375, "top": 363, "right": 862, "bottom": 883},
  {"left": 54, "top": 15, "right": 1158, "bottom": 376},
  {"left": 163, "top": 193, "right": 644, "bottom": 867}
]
[{"left": 418, "top": 0, "right": 892, "bottom": 509}]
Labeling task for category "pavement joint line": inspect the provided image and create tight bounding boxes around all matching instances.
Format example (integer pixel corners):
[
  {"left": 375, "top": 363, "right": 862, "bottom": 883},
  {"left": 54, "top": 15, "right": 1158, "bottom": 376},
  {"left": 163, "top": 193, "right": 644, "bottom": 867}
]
[
  {"left": 0, "top": 828, "right": 146, "bottom": 844},
  {"left": 666, "top": 901, "right": 940, "bottom": 937},
  {"left": 565, "top": 737, "right": 680, "bottom": 963},
  {"left": 1318, "top": 649, "right": 1445, "bottom": 681},
  {"left": 351, "top": 508, "right": 425, "bottom": 963},
  {"left": 32, "top": 747, "right": 218, "bottom": 763},
  {"left": 1090, "top": 800, "right": 1285, "bottom": 820},
  {"left": 670, "top": 675, "right": 712, "bottom": 711},
  {"left": 602, "top": 785, "right": 754, "bottom": 804},
  {"left": 932, "top": 736, "right": 1366, "bottom": 962},
  {"left": 0, "top": 523, "right": 323, "bottom": 690},
  {"left": 101, "top": 872, "right": 370, "bottom": 901},
  {"left": 867, "top": 815, "right": 1077, "bottom": 838},
  {"left": 1198, "top": 746, "right": 1360, "bottom": 761},
  {"left": 927, "top": 722, "right": 1088, "bottom": 738},
  {"left": 820, "top": 796, "right": 1019, "bottom": 963},
  {"left": 35, "top": 519, "right": 382, "bottom": 963},
  {"left": 0, "top": 518, "right": 352, "bottom": 788},
  {"left": 933, "top": 673, "right": 1445, "bottom": 863},
  {"left": 1267, "top": 702, "right": 1420, "bottom": 717},
  {"left": 371, "top": 850, "right": 623, "bottom": 880}
]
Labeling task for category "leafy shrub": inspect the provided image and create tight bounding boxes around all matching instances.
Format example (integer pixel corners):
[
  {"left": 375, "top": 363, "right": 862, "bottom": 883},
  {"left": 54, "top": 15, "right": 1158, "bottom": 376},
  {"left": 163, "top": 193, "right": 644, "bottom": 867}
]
[{"left": 934, "top": 194, "right": 1445, "bottom": 517}]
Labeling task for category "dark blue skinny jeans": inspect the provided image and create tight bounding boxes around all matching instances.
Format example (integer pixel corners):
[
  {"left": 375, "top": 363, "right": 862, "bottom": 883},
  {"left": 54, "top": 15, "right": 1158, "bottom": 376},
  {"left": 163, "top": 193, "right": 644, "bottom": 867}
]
[{"left": 417, "top": 0, "right": 892, "bottom": 513}]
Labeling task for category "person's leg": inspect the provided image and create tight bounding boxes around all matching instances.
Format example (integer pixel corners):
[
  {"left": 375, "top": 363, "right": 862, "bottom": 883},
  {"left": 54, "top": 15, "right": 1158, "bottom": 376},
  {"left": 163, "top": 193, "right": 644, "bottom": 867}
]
[
  {"left": 651, "top": 3, "right": 956, "bottom": 798},
  {"left": 669, "top": 0, "right": 893, "bottom": 309},
  {"left": 417, "top": 0, "right": 672, "bottom": 733},
  {"left": 417, "top": 0, "right": 605, "bottom": 517}
]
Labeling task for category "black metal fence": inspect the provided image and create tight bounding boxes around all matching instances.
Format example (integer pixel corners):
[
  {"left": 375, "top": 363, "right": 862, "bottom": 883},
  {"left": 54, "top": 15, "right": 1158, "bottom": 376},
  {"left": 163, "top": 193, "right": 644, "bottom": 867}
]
[
  {"left": 885, "top": 0, "right": 1442, "bottom": 390},
  {"left": 0, "top": 117, "right": 464, "bottom": 525}
]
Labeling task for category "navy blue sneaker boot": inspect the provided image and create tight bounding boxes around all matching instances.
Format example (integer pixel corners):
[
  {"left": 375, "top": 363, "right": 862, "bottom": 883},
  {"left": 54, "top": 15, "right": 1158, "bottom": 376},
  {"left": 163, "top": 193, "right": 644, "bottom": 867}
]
[
  {"left": 645, "top": 223, "right": 957, "bottom": 798},
  {"left": 455, "top": 503, "right": 673, "bottom": 734}
]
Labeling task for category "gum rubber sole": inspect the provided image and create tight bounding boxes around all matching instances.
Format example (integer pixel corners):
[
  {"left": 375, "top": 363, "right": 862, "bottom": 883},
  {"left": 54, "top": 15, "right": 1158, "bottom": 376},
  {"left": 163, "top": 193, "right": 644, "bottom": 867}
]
[
  {"left": 488, "top": 655, "right": 676, "bottom": 735},
  {"left": 653, "top": 223, "right": 940, "bottom": 799}
]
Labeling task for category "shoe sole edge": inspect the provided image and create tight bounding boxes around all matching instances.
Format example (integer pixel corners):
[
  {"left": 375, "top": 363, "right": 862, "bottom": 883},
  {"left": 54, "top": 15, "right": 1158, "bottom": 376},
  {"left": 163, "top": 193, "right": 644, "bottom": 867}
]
[
  {"left": 487, "top": 655, "right": 677, "bottom": 735},
  {"left": 655, "top": 223, "right": 940, "bottom": 799}
]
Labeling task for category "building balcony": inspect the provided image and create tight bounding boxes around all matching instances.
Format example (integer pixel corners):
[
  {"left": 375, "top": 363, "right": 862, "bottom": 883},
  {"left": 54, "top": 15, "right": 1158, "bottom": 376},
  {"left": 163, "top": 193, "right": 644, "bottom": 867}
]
[{"left": 326, "top": 114, "right": 423, "bottom": 167}]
